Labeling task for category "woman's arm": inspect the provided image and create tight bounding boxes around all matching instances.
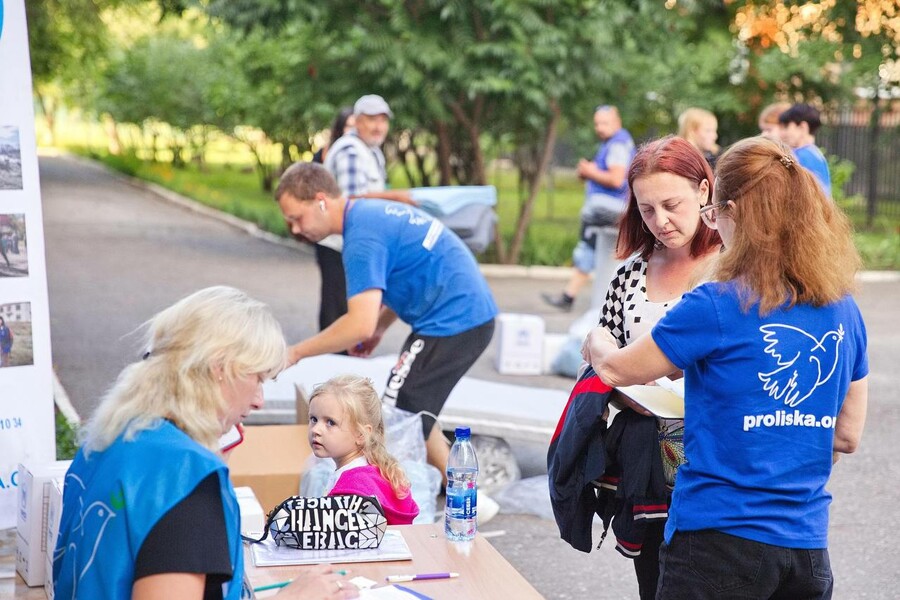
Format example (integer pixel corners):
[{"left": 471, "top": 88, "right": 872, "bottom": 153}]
[
  {"left": 133, "top": 573, "right": 205, "bottom": 600},
  {"left": 833, "top": 377, "right": 868, "bottom": 454},
  {"left": 584, "top": 326, "right": 679, "bottom": 387}
]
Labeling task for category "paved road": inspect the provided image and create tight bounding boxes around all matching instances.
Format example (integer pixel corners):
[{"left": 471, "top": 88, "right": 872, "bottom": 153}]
[{"left": 42, "top": 155, "right": 899, "bottom": 598}]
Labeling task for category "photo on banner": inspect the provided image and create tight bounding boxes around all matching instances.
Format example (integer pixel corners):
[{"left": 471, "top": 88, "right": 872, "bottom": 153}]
[
  {"left": 0, "top": 126, "right": 23, "bottom": 191},
  {"left": 0, "top": 302, "right": 33, "bottom": 368},
  {"left": 0, "top": 214, "right": 28, "bottom": 277}
]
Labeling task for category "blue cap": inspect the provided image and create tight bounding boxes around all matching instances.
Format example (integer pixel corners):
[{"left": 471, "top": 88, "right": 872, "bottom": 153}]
[{"left": 455, "top": 427, "right": 471, "bottom": 438}]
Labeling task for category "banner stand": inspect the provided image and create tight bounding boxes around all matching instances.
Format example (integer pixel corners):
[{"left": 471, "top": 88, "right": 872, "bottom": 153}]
[{"left": 0, "top": 0, "right": 58, "bottom": 530}]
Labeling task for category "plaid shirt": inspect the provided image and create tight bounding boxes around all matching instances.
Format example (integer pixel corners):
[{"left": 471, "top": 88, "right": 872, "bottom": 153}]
[{"left": 324, "top": 131, "right": 387, "bottom": 197}]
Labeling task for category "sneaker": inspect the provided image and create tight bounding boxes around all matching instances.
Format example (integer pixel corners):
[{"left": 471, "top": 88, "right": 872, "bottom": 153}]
[
  {"left": 541, "top": 292, "right": 574, "bottom": 312},
  {"left": 477, "top": 491, "right": 500, "bottom": 525}
]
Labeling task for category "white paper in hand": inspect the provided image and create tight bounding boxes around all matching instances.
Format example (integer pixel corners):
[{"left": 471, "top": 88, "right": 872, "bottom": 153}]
[{"left": 617, "top": 377, "right": 685, "bottom": 419}]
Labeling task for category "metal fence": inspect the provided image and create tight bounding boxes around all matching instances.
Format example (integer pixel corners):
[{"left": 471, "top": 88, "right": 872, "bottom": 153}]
[{"left": 819, "top": 107, "right": 900, "bottom": 220}]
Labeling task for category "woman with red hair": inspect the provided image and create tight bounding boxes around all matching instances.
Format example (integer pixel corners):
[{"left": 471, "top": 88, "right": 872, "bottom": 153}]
[{"left": 594, "top": 136, "right": 721, "bottom": 599}]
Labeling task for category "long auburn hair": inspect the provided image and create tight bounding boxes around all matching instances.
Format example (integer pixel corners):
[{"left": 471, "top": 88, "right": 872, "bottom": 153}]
[
  {"left": 310, "top": 375, "right": 411, "bottom": 499},
  {"left": 617, "top": 136, "right": 721, "bottom": 259},
  {"left": 713, "top": 136, "right": 860, "bottom": 314}
]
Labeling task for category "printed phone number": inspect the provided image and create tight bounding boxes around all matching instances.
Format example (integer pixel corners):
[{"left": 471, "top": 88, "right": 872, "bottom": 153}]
[{"left": 0, "top": 417, "right": 24, "bottom": 430}]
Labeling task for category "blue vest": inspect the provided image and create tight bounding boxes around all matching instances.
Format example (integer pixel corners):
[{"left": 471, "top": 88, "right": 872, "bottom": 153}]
[
  {"left": 53, "top": 420, "right": 243, "bottom": 599},
  {"left": 586, "top": 128, "right": 635, "bottom": 200}
]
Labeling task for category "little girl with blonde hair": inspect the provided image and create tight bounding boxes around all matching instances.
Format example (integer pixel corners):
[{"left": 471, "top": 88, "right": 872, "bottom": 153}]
[{"left": 308, "top": 374, "right": 419, "bottom": 525}]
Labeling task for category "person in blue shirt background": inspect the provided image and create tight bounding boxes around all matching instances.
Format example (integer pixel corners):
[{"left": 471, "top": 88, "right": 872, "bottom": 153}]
[
  {"left": 779, "top": 103, "right": 832, "bottom": 198},
  {"left": 276, "top": 162, "right": 497, "bottom": 481},
  {"left": 583, "top": 136, "right": 867, "bottom": 599},
  {"left": 543, "top": 105, "right": 635, "bottom": 311}
]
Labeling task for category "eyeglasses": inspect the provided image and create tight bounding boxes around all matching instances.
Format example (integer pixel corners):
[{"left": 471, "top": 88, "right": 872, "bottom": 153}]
[{"left": 700, "top": 202, "right": 728, "bottom": 229}]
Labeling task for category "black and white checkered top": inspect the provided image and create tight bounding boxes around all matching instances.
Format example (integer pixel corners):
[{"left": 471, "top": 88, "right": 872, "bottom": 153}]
[{"left": 598, "top": 255, "right": 675, "bottom": 348}]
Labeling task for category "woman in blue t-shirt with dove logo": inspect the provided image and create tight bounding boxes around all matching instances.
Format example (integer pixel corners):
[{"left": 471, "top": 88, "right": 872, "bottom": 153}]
[{"left": 583, "top": 136, "right": 868, "bottom": 599}]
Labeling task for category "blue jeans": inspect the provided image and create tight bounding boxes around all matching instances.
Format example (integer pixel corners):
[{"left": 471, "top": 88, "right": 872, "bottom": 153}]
[{"left": 657, "top": 529, "right": 833, "bottom": 599}]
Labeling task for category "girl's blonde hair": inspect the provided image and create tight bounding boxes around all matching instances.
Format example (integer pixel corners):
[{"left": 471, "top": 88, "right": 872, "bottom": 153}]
[
  {"left": 713, "top": 136, "right": 860, "bottom": 314},
  {"left": 310, "top": 375, "right": 411, "bottom": 499},
  {"left": 82, "top": 286, "right": 287, "bottom": 455},
  {"left": 677, "top": 107, "right": 719, "bottom": 153}
]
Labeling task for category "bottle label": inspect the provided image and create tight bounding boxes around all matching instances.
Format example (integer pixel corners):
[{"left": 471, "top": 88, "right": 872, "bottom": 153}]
[{"left": 446, "top": 484, "right": 477, "bottom": 520}]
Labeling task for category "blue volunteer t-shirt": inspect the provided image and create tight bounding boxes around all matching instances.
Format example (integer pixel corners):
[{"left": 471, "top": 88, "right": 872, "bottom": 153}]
[
  {"left": 651, "top": 281, "right": 868, "bottom": 549},
  {"left": 343, "top": 200, "right": 497, "bottom": 336},
  {"left": 794, "top": 144, "right": 832, "bottom": 197}
]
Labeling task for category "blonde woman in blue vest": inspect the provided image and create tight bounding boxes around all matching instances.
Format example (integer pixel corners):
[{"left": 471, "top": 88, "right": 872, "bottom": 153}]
[{"left": 53, "top": 286, "right": 357, "bottom": 599}]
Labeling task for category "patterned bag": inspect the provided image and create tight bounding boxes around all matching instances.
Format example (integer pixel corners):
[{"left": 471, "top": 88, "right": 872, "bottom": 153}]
[{"left": 243, "top": 494, "right": 387, "bottom": 550}]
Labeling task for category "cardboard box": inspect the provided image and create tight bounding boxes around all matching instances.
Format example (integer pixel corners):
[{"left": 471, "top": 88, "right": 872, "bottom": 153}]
[
  {"left": 234, "top": 486, "right": 265, "bottom": 538},
  {"left": 228, "top": 425, "right": 311, "bottom": 513},
  {"left": 495, "top": 313, "right": 545, "bottom": 375},
  {"left": 15, "top": 460, "right": 71, "bottom": 587},
  {"left": 44, "top": 476, "right": 65, "bottom": 599}
]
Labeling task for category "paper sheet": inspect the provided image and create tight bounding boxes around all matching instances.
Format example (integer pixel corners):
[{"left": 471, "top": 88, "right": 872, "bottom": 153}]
[
  {"left": 616, "top": 377, "right": 685, "bottom": 419},
  {"left": 251, "top": 529, "right": 413, "bottom": 567}
]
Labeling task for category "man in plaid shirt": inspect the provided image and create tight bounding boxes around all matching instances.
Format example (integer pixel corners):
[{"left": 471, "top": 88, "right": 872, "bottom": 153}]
[{"left": 317, "top": 95, "right": 413, "bottom": 332}]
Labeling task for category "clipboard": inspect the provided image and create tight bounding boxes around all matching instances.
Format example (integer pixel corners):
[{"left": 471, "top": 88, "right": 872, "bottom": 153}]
[{"left": 616, "top": 377, "right": 685, "bottom": 419}]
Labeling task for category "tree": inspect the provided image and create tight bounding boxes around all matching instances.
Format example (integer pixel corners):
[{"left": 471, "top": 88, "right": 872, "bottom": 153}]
[
  {"left": 26, "top": 0, "right": 114, "bottom": 143},
  {"left": 728, "top": 0, "right": 900, "bottom": 224}
]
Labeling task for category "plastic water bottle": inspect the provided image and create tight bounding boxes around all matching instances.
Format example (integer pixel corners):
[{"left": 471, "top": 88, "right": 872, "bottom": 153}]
[{"left": 445, "top": 427, "right": 478, "bottom": 541}]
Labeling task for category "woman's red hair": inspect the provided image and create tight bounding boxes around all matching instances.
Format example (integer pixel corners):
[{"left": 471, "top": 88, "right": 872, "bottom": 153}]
[{"left": 616, "top": 136, "right": 721, "bottom": 259}]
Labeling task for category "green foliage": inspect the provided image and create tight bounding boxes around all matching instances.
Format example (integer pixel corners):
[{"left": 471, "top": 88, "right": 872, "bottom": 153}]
[
  {"left": 55, "top": 410, "right": 80, "bottom": 461},
  {"left": 829, "top": 154, "right": 857, "bottom": 203}
]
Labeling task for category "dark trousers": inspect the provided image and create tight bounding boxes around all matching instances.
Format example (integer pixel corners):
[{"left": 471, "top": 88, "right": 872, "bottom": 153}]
[
  {"left": 314, "top": 244, "right": 347, "bottom": 332},
  {"left": 656, "top": 529, "right": 833, "bottom": 600},
  {"left": 634, "top": 519, "right": 665, "bottom": 600}
]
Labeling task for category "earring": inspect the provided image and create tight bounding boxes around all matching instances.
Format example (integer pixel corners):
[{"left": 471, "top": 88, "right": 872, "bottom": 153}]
[{"left": 319, "top": 201, "right": 326, "bottom": 213}]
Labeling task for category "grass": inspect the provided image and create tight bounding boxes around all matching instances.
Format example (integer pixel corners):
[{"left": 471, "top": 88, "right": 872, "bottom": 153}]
[
  {"left": 68, "top": 146, "right": 898, "bottom": 269},
  {"left": 56, "top": 410, "right": 80, "bottom": 460}
]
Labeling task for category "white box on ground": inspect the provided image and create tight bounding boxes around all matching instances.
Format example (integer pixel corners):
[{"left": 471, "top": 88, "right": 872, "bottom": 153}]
[
  {"left": 44, "top": 476, "right": 65, "bottom": 598},
  {"left": 15, "top": 460, "right": 71, "bottom": 587},
  {"left": 235, "top": 486, "right": 265, "bottom": 538},
  {"left": 495, "top": 313, "right": 545, "bottom": 375},
  {"left": 541, "top": 333, "right": 569, "bottom": 375}
]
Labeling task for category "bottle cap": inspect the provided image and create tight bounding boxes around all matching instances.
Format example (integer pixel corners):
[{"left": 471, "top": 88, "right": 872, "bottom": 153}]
[{"left": 455, "top": 427, "right": 471, "bottom": 439}]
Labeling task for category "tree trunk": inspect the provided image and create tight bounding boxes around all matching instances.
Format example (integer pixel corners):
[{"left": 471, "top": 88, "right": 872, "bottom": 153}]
[
  {"left": 507, "top": 101, "right": 561, "bottom": 264},
  {"left": 35, "top": 91, "right": 56, "bottom": 146},
  {"left": 448, "top": 100, "right": 486, "bottom": 185},
  {"left": 103, "top": 115, "right": 122, "bottom": 155},
  {"left": 435, "top": 121, "right": 453, "bottom": 186}
]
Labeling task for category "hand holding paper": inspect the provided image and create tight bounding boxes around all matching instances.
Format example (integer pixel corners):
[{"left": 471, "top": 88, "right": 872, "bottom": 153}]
[{"left": 616, "top": 376, "right": 685, "bottom": 419}]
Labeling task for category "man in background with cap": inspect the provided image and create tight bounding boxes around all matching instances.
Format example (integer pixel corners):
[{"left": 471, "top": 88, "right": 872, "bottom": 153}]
[
  {"left": 316, "top": 94, "right": 413, "bottom": 331},
  {"left": 325, "top": 93, "right": 412, "bottom": 204}
]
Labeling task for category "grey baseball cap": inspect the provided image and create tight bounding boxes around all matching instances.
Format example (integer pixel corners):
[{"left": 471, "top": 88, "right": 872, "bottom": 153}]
[{"left": 353, "top": 94, "right": 393, "bottom": 118}]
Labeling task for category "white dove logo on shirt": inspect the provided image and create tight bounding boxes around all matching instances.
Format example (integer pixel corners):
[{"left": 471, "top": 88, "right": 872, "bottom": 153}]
[{"left": 758, "top": 323, "right": 845, "bottom": 407}]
